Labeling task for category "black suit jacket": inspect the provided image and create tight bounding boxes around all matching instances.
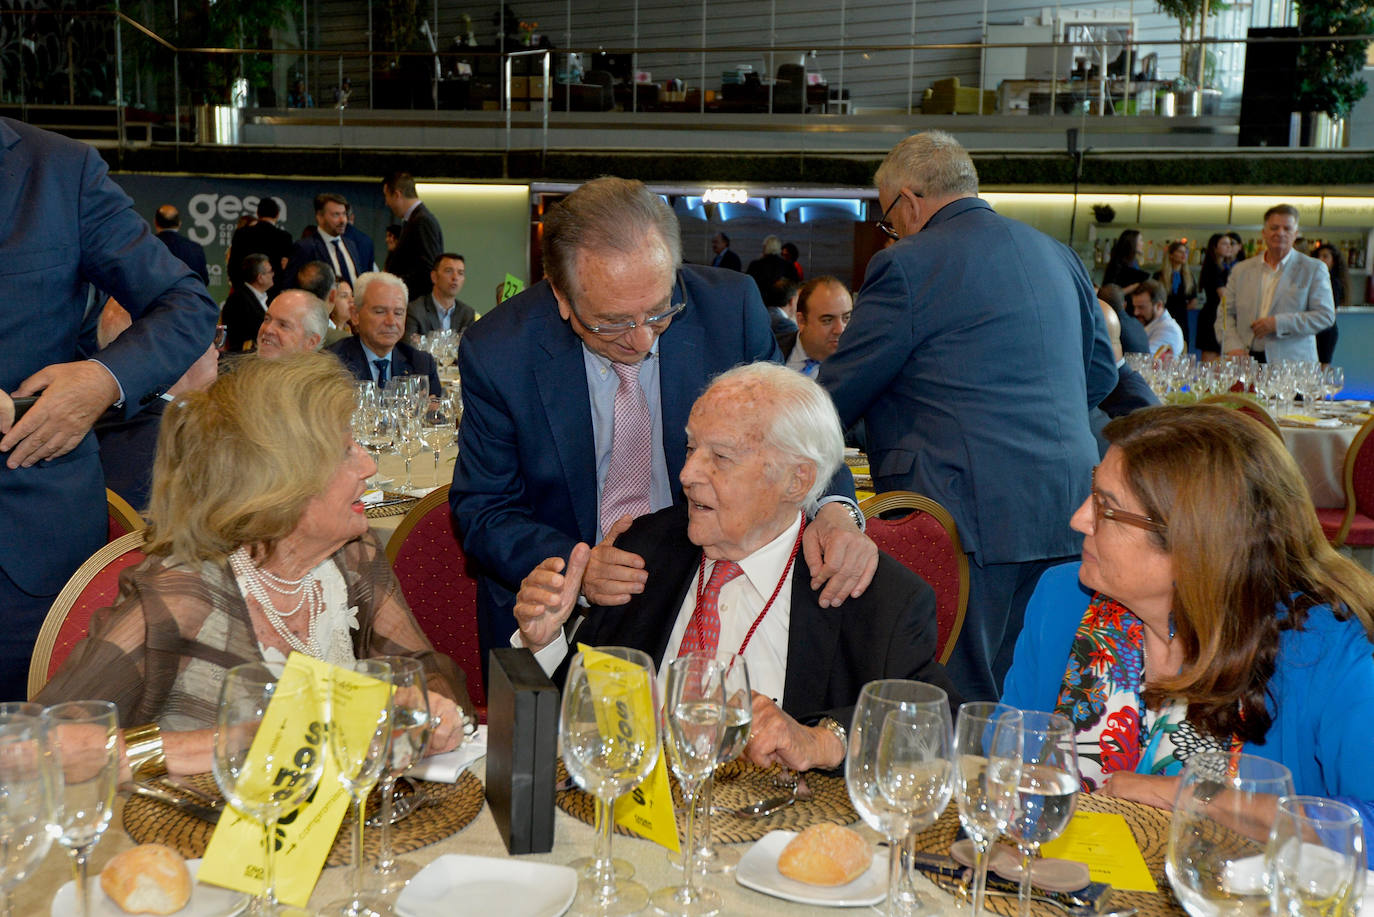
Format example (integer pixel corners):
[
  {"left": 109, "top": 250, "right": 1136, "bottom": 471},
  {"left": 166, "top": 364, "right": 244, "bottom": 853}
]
[
  {"left": 344, "top": 224, "right": 376, "bottom": 275},
  {"left": 566, "top": 505, "right": 960, "bottom": 725},
  {"left": 385, "top": 202, "right": 444, "bottom": 302},
  {"left": 1117, "top": 308, "right": 1151, "bottom": 355},
  {"left": 712, "top": 249, "right": 742, "bottom": 271},
  {"left": 220, "top": 287, "right": 268, "bottom": 353},
  {"left": 157, "top": 229, "right": 210, "bottom": 285},
  {"left": 284, "top": 233, "right": 361, "bottom": 292},
  {"left": 327, "top": 335, "right": 442, "bottom": 396},
  {"left": 406, "top": 293, "right": 476, "bottom": 338},
  {"left": 227, "top": 219, "right": 294, "bottom": 289}
]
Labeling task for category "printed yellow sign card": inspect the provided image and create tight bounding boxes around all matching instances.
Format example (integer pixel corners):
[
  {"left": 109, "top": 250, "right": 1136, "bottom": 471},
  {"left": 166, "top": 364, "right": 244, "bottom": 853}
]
[
  {"left": 198, "top": 653, "right": 393, "bottom": 906},
  {"left": 1040, "top": 810, "right": 1158, "bottom": 892},
  {"left": 577, "top": 644, "right": 680, "bottom": 853}
]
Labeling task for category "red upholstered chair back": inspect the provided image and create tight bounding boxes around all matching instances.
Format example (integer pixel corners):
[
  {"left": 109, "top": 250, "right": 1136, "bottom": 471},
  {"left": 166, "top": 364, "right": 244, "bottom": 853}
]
[
  {"left": 28, "top": 531, "right": 147, "bottom": 699},
  {"left": 106, "top": 488, "right": 146, "bottom": 541},
  {"left": 386, "top": 486, "right": 486, "bottom": 719},
  {"left": 858, "top": 491, "right": 969, "bottom": 665},
  {"left": 1348, "top": 416, "right": 1374, "bottom": 520}
]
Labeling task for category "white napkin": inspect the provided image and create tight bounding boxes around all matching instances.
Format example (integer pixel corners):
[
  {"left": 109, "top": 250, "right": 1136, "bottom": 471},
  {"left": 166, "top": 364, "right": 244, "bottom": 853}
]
[{"left": 408, "top": 725, "right": 487, "bottom": 783}]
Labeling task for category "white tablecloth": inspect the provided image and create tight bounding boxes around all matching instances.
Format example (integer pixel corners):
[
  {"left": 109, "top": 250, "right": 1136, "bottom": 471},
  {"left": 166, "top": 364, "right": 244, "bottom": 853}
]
[{"left": 1281, "top": 425, "right": 1360, "bottom": 509}]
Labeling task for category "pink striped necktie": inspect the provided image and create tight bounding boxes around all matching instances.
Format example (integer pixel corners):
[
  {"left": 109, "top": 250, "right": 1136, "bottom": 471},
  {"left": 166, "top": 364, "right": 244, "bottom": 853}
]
[
  {"left": 678, "top": 560, "right": 743, "bottom": 657},
  {"left": 599, "top": 360, "right": 654, "bottom": 532}
]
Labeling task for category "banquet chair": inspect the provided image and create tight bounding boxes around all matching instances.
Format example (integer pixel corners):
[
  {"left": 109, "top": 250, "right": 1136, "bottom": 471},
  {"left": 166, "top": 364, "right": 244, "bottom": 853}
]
[
  {"left": 1316, "top": 413, "right": 1374, "bottom": 549},
  {"left": 27, "top": 530, "right": 147, "bottom": 699},
  {"left": 385, "top": 485, "right": 487, "bottom": 721},
  {"left": 1197, "top": 393, "right": 1284, "bottom": 439},
  {"left": 858, "top": 491, "right": 968, "bottom": 664},
  {"left": 106, "top": 488, "right": 146, "bottom": 540}
]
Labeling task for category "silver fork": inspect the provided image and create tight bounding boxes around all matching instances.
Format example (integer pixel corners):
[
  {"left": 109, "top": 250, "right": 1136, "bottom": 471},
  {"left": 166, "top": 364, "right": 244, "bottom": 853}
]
[{"left": 365, "top": 776, "right": 432, "bottom": 828}]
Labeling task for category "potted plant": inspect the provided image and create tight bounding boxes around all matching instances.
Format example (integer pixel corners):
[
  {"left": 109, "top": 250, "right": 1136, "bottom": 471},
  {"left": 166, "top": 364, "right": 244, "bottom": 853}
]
[
  {"left": 1092, "top": 204, "right": 1117, "bottom": 224},
  {"left": 1154, "top": 0, "right": 1231, "bottom": 111},
  {"left": 1294, "top": 2, "right": 1373, "bottom": 141}
]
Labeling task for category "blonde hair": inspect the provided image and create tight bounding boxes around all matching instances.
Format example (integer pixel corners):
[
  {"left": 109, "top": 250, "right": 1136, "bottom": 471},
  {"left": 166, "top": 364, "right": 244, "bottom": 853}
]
[{"left": 145, "top": 352, "right": 356, "bottom": 564}]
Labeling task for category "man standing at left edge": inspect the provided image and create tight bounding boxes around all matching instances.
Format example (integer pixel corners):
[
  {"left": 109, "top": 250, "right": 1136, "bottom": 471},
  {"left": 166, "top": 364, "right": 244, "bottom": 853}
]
[{"left": 0, "top": 119, "right": 218, "bottom": 701}]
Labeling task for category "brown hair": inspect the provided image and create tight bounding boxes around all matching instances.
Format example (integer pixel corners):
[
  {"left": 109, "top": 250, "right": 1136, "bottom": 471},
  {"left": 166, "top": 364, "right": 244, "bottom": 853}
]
[
  {"left": 145, "top": 352, "right": 356, "bottom": 565},
  {"left": 1104, "top": 405, "right": 1374, "bottom": 744}
]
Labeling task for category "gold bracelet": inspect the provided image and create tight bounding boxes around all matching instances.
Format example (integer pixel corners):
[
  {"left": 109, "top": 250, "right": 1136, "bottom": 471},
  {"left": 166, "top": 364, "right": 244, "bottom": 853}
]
[{"left": 123, "top": 723, "right": 167, "bottom": 779}]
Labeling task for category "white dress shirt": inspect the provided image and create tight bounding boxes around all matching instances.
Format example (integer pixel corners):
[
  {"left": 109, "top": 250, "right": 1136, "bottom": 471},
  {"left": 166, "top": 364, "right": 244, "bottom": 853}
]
[
  {"left": 1259, "top": 249, "right": 1295, "bottom": 319},
  {"left": 318, "top": 229, "right": 359, "bottom": 284}
]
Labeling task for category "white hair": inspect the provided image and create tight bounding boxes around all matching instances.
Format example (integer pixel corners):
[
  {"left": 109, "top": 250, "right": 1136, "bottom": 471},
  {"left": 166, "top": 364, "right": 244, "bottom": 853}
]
[
  {"left": 352, "top": 270, "right": 408, "bottom": 309},
  {"left": 703, "top": 361, "right": 844, "bottom": 514},
  {"left": 762, "top": 235, "right": 782, "bottom": 255},
  {"left": 874, "top": 129, "right": 979, "bottom": 198}
]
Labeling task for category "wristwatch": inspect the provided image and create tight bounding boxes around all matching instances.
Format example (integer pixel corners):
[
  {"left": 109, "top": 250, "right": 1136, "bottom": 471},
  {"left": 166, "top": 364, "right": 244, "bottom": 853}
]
[{"left": 817, "top": 717, "right": 848, "bottom": 755}]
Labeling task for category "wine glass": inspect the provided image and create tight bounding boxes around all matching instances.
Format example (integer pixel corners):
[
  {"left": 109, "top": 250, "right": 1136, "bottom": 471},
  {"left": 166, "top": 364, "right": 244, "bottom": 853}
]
[
  {"left": 675, "top": 652, "right": 750, "bottom": 877},
  {"left": 953, "top": 703, "right": 1024, "bottom": 917},
  {"left": 1166, "top": 751, "right": 1294, "bottom": 917},
  {"left": 1005, "top": 710, "right": 1079, "bottom": 917},
  {"left": 876, "top": 706, "right": 954, "bottom": 917},
  {"left": 561, "top": 646, "right": 660, "bottom": 916},
  {"left": 1267, "top": 795, "right": 1364, "bottom": 917},
  {"left": 370, "top": 657, "right": 435, "bottom": 896},
  {"left": 213, "top": 662, "right": 326, "bottom": 917},
  {"left": 0, "top": 704, "right": 54, "bottom": 917},
  {"left": 846, "top": 679, "right": 949, "bottom": 917},
  {"left": 321, "top": 659, "right": 395, "bottom": 917},
  {"left": 421, "top": 395, "right": 457, "bottom": 481},
  {"left": 1325, "top": 366, "right": 1344, "bottom": 403},
  {"left": 43, "top": 701, "right": 118, "bottom": 917}
]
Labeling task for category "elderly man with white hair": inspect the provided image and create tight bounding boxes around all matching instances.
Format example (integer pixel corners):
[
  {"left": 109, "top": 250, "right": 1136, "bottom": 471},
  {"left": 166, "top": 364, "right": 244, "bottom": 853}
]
[
  {"left": 515, "top": 362, "right": 958, "bottom": 772},
  {"left": 255, "top": 289, "right": 331, "bottom": 359},
  {"left": 327, "top": 270, "right": 441, "bottom": 395}
]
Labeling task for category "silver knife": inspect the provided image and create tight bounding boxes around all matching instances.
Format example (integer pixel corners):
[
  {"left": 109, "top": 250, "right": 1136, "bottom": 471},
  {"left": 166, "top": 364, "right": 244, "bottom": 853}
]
[{"left": 130, "top": 782, "right": 223, "bottom": 824}]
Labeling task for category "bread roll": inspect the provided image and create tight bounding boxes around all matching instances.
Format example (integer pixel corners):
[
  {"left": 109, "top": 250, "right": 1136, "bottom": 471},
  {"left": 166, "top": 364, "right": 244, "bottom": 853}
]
[
  {"left": 99, "top": 844, "right": 192, "bottom": 915},
  {"left": 776, "top": 823, "right": 872, "bottom": 886}
]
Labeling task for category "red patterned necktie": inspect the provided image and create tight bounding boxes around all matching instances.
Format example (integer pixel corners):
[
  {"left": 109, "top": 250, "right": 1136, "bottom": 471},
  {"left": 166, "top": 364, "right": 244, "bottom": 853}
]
[
  {"left": 599, "top": 360, "right": 653, "bottom": 532},
  {"left": 678, "top": 560, "right": 743, "bottom": 656}
]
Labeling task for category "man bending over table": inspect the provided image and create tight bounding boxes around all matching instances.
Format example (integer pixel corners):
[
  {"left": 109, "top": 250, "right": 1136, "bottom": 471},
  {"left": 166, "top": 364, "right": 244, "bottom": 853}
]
[{"left": 512, "top": 362, "right": 959, "bottom": 772}]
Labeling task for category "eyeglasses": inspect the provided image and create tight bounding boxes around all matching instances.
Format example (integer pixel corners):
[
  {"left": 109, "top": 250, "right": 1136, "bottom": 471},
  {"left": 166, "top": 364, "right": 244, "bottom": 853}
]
[
  {"left": 1091, "top": 467, "right": 1166, "bottom": 534},
  {"left": 569, "top": 299, "right": 686, "bottom": 337},
  {"left": 875, "top": 190, "right": 921, "bottom": 241}
]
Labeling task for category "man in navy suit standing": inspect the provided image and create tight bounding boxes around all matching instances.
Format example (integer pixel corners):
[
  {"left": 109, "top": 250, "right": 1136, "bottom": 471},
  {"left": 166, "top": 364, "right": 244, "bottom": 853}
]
[
  {"left": 450, "top": 177, "right": 876, "bottom": 658},
  {"left": 327, "top": 271, "right": 441, "bottom": 395},
  {"left": 821, "top": 130, "right": 1117, "bottom": 701},
  {"left": 154, "top": 204, "right": 210, "bottom": 286},
  {"left": 283, "top": 193, "right": 362, "bottom": 294},
  {"left": 0, "top": 118, "right": 217, "bottom": 700}
]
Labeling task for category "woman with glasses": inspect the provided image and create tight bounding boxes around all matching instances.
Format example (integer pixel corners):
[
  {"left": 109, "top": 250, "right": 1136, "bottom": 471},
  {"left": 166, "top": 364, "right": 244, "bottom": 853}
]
[{"left": 1000, "top": 405, "right": 1374, "bottom": 858}]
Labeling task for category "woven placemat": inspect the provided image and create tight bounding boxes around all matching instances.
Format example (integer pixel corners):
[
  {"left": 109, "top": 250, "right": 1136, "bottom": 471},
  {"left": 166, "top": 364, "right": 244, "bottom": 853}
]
[
  {"left": 123, "top": 772, "right": 484, "bottom": 866},
  {"left": 910, "top": 794, "right": 1181, "bottom": 917},
  {"left": 555, "top": 757, "right": 857, "bottom": 845},
  {"left": 365, "top": 493, "right": 419, "bottom": 519}
]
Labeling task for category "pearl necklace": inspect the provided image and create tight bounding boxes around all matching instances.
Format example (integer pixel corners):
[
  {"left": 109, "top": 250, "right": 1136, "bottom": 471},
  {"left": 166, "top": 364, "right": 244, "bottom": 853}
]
[{"left": 229, "top": 546, "right": 324, "bottom": 659}]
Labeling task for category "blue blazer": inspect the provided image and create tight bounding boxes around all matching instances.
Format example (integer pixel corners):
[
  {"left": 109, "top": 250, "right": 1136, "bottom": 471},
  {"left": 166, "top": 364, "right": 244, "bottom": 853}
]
[
  {"left": 821, "top": 197, "right": 1117, "bottom": 566},
  {"left": 283, "top": 233, "right": 361, "bottom": 290},
  {"left": 344, "top": 224, "right": 376, "bottom": 275},
  {"left": 450, "top": 264, "right": 853, "bottom": 651},
  {"left": 327, "top": 336, "right": 441, "bottom": 396},
  {"left": 0, "top": 118, "right": 218, "bottom": 594}
]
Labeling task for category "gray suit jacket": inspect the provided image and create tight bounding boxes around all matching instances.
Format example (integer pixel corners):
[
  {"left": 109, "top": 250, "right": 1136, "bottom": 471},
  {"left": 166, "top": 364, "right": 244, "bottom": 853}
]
[
  {"left": 1218, "top": 252, "right": 1335, "bottom": 363},
  {"left": 406, "top": 293, "right": 476, "bottom": 338}
]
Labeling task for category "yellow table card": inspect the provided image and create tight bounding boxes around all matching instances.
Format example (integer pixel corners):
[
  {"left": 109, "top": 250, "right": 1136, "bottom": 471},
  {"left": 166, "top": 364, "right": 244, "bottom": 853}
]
[
  {"left": 577, "top": 645, "right": 680, "bottom": 853},
  {"left": 1039, "top": 810, "right": 1158, "bottom": 893},
  {"left": 197, "top": 653, "right": 393, "bottom": 906}
]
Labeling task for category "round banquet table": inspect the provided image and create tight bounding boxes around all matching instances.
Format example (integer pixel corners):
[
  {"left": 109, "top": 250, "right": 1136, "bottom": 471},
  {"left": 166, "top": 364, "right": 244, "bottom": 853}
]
[
  {"left": 1281, "top": 424, "right": 1360, "bottom": 509},
  {"left": 18, "top": 761, "right": 1187, "bottom": 917}
]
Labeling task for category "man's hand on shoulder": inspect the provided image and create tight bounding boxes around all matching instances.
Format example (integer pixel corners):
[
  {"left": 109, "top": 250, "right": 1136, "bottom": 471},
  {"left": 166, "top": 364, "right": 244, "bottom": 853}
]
[
  {"left": 804, "top": 502, "right": 878, "bottom": 608},
  {"left": 513, "top": 545, "right": 591, "bottom": 651},
  {"left": 1, "top": 361, "right": 120, "bottom": 468},
  {"left": 582, "top": 514, "right": 649, "bottom": 606}
]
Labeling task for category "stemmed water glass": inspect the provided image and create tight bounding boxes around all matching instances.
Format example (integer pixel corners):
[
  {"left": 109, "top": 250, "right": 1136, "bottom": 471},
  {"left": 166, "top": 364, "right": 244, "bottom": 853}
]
[
  {"left": 1324, "top": 366, "right": 1344, "bottom": 403},
  {"left": 652, "top": 654, "right": 726, "bottom": 916},
  {"left": 676, "top": 652, "right": 751, "bottom": 877},
  {"left": 44, "top": 701, "right": 118, "bottom": 917},
  {"left": 322, "top": 659, "right": 395, "bottom": 917},
  {"left": 846, "top": 679, "right": 950, "bottom": 917},
  {"left": 421, "top": 395, "right": 458, "bottom": 482},
  {"left": 1005, "top": 710, "right": 1079, "bottom": 917},
  {"left": 0, "top": 704, "right": 55, "bottom": 917},
  {"left": 952, "top": 703, "right": 1024, "bottom": 917},
  {"left": 395, "top": 410, "right": 423, "bottom": 491},
  {"left": 371, "top": 657, "right": 435, "bottom": 896},
  {"left": 1267, "top": 795, "right": 1365, "bottom": 917},
  {"left": 561, "top": 647, "right": 661, "bottom": 916},
  {"left": 876, "top": 705, "right": 954, "bottom": 917},
  {"left": 213, "top": 663, "right": 326, "bottom": 917},
  {"left": 1167, "top": 751, "right": 1294, "bottom": 917}
]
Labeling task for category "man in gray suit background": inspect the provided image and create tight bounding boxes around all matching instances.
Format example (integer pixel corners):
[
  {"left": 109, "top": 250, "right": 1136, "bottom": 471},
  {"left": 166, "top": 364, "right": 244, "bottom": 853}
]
[
  {"left": 406, "top": 252, "right": 476, "bottom": 339},
  {"left": 820, "top": 130, "right": 1117, "bottom": 702},
  {"left": 1219, "top": 204, "right": 1334, "bottom": 364}
]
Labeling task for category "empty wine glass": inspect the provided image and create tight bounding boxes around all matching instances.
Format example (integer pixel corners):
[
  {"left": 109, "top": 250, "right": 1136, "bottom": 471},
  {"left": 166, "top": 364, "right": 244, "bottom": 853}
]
[
  {"left": 321, "top": 659, "right": 395, "bottom": 917},
  {"left": 213, "top": 662, "right": 326, "bottom": 917},
  {"left": 1005, "top": 710, "right": 1079, "bottom": 917},
  {"left": 371, "top": 657, "right": 435, "bottom": 896},
  {"left": 421, "top": 396, "right": 457, "bottom": 481},
  {"left": 561, "top": 647, "right": 661, "bottom": 916},
  {"left": 652, "top": 654, "right": 726, "bottom": 916},
  {"left": 1166, "top": 751, "right": 1294, "bottom": 917},
  {"left": 0, "top": 704, "right": 54, "bottom": 917},
  {"left": 846, "top": 679, "right": 949, "bottom": 917},
  {"left": 676, "top": 652, "right": 750, "bottom": 877},
  {"left": 1324, "top": 366, "right": 1345, "bottom": 404},
  {"left": 953, "top": 703, "right": 1024, "bottom": 917},
  {"left": 1267, "top": 795, "right": 1364, "bottom": 917},
  {"left": 876, "top": 706, "right": 954, "bottom": 917},
  {"left": 44, "top": 701, "right": 118, "bottom": 917}
]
